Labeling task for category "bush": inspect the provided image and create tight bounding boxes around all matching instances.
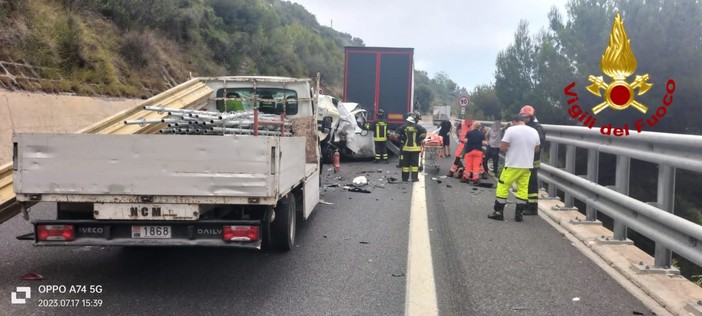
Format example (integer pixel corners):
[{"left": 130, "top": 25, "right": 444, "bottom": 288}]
[
  {"left": 120, "top": 30, "right": 156, "bottom": 67},
  {"left": 58, "top": 16, "right": 86, "bottom": 69}
]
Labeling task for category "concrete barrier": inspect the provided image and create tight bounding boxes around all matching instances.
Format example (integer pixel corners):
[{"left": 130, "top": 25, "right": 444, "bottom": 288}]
[{"left": 0, "top": 90, "right": 140, "bottom": 164}]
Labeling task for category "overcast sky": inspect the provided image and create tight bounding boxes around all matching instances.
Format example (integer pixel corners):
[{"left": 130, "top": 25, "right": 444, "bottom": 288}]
[{"left": 288, "top": 0, "right": 569, "bottom": 91}]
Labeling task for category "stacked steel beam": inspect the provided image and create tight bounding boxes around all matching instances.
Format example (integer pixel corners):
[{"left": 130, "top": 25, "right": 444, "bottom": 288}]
[{"left": 124, "top": 106, "right": 292, "bottom": 136}]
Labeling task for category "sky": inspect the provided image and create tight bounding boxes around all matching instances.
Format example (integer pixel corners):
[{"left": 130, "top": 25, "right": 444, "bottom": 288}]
[{"left": 288, "top": 0, "right": 569, "bottom": 91}]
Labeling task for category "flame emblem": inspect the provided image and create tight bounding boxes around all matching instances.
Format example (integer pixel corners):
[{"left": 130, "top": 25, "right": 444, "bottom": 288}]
[{"left": 587, "top": 13, "right": 652, "bottom": 114}]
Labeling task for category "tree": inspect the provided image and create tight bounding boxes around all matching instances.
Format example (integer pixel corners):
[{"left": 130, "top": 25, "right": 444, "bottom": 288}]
[
  {"left": 495, "top": 20, "right": 537, "bottom": 117},
  {"left": 470, "top": 84, "right": 501, "bottom": 120}
]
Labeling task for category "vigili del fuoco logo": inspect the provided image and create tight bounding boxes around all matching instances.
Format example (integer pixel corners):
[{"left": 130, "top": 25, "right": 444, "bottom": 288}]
[{"left": 563, "top": 13, "right": 676, "bottom": 137}]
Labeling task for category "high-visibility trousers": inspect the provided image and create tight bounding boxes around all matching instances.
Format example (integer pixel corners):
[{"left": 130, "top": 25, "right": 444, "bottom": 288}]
[{"left": 495, "top": 167, "right": 531, "bottom": 204}]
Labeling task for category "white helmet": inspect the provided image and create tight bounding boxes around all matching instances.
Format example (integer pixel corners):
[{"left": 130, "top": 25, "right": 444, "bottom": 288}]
[{"left": 407, "top": 117, "right": 416, "bottom": 123}]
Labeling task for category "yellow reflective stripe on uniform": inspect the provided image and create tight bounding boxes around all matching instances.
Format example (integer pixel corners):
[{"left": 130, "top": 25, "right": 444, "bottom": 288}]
[
  {"left": 373, "top": 121, "right": 387, "bottom": 141},
  {"left": 402, "top": 126, "right": 422, "bottom": 151},
  {"left": 527, "top": 192, "right": 538, "bottom": 203}
]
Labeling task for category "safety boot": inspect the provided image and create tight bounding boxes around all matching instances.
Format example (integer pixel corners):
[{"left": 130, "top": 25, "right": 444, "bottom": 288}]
[
  {"left": 522, "top": 203, "right": 538, "bottom": 215},
  {"left": 515, "top": 204, "right": 526, "bottom": 222},
  {"left": 488, "top": 200, "right": 505, "bottom": 221}
]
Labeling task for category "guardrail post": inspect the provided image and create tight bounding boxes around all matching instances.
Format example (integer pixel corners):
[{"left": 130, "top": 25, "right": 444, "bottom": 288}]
[
  {"left": 564, "top": 145, "right": 575, "bottom": 207},
  {"left": 613, "top": 156, "right": 630, "bottom": 241},
  {"left": 586, "top": 149, "right": 599, "bottom": 221},
  {"left": 654, "top": 165, "right": 676, "bottom": 269},
  {"left": 547, "top": 142, "right": 558, "bottom": 197}
]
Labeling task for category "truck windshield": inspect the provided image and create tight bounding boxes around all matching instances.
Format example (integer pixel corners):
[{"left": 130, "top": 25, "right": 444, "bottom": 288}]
[{"left": 216, "top": 88, "right": 298, "bottom": 115}]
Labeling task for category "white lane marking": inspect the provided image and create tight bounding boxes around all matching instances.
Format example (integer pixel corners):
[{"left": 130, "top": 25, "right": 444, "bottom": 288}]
[{"left": 404, "top": 161, "right": 439, "bottom": 316}]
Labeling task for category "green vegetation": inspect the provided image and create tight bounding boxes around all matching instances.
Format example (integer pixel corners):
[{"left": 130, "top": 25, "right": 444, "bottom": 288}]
[
  {"left": 0, "top": 0, "right": 360, "bottom": 97},
  {"left": 492, "top": 0, "right": 702, "bottom": 135},
  {"left": 0, "top": 0, "right": 463, "bottom": 107}
]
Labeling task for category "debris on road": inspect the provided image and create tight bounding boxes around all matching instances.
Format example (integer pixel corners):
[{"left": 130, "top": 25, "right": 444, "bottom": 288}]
[
  {"left": 347, "top": 187, "right": 371, "bottom": 193},
  {"left": 352, "top": 176, "right": 368, "bottom": 186},
  {"left": 359, "top": 241, "right": 369, "bottom": 244},
  {"left": 386, "top": 176, "right": 401, "bottom": 184},
  {"left": 22, "top": 273, "right": 44, "bottom": 280},
  {"left": 447, "top": 185, "right": 452, "bottom": 188},
  {"left": 391, "top": 273, "right": 405, "bottom": 277},
  {"left": 572, "top": 297, "right": 580, "bottom": 302},
  {"left": 319, "top": 200, "right": 334, "bottom": 205}
]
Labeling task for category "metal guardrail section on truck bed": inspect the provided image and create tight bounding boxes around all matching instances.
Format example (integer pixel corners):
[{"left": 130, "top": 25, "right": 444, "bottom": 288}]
[{"left": 0, "top": 78, "right": 213, "bottom": 225}]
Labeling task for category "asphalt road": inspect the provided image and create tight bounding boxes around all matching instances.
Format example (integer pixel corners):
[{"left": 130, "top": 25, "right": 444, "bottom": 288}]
[
  {"left": 426, "top": 133, "right": 653, "bottom": 315},
  {"left": 0, "top": 129, "right": 655, "bottom": 315},
  {"left": 0, "top": 161, "right": 411, "bottom": 315}
]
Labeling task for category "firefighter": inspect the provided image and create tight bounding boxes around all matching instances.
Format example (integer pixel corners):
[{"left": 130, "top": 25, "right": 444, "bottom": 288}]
[
  {"left": 488, "top": 114, "right": 541, "bottom": 222},
  {"left": 370, "top": 109, "right": 389, "bottom": 163},
  {"left": 396, "top": 115, "right": 427, "bottom": 182},
  {"left": 396, "top": 112, "right": 419, "bottom": 168},
  {"left": 519, "top": 105, "right": 546, "bottom": 215}
]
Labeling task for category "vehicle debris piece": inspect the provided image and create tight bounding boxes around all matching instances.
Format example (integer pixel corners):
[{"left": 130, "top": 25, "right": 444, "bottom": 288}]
[
  {"left": 347, "top": 187, "right": 371, "bottom": 194},
  {"left": 352, "top": 176, "right": 368, "bottom": 186},
  {"left": 22, "top": 273, "right": 44, "bottom": 280}
]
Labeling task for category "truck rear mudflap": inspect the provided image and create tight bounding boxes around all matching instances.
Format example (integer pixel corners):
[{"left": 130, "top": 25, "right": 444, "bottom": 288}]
[{"left": 31, "top": 220, "right": 263, "bottom": 249}]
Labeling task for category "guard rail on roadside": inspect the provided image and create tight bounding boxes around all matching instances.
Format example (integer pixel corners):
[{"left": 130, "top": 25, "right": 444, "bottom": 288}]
[{"left": 539, "top": 124, "right": 702, "bottom": 269}]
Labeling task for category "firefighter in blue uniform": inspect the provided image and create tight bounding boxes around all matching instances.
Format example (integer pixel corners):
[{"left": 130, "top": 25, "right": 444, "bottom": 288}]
[
  {"left": 369, "top": 109, "right": 389, "bottom": 163},
  {"left": 396, "top": 115, "right": 427, "bottom": 182}
]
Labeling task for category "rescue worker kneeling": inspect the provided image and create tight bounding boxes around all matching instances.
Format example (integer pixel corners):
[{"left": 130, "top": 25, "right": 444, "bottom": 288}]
[{"left": 397, "top": 116, "right": 427, "bottom": 182}]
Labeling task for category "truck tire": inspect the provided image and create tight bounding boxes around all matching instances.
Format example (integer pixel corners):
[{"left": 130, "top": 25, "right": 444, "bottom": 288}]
[
  {"left": 271, "top": 194, "right": 296, "bottom": 251},
  {"left": 261, "top": 206, "right": 274, "bottom": 251}
]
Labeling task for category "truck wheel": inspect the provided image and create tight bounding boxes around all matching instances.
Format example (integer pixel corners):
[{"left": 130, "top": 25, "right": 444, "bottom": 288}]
[
  {"left": 271, "top": 194, "right": 296, "bottom": 251},
  {"left": 261, "top": 206, "right": 274, "bottom": 251}
]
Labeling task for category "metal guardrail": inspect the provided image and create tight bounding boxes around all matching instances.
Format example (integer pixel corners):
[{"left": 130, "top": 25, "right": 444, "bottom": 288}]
[
  {"left": 539, "top": 124, "right": 702, "bottom": 268},
  {"left": 0, "top": 78, "right": 213, "bottom": 225}
]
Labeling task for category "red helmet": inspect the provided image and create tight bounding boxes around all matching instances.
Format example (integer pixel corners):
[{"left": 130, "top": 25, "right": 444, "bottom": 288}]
[{"left": 520, "top": 105, "right": 535, "bottom": 117}]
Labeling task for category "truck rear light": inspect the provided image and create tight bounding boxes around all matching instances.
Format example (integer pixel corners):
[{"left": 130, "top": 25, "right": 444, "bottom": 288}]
[
  {"left": 37, "top": 225, "right": 75, "bottom": 241},
  {"left": 222, "top": 226, "right": 259, "bottom": 242}
]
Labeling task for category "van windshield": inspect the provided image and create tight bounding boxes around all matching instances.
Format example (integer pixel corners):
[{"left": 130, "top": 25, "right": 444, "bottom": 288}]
[{"left": 216, "top": 88, "right": 298, "bottom": 115}]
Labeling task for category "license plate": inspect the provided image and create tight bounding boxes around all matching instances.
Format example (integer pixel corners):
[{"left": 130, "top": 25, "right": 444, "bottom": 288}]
[
  {"left": 131, "top": 226, "right": 171, "bottom": 239},
  {"left": 94, "top": 203, "right": 198, "bottom": 220}
]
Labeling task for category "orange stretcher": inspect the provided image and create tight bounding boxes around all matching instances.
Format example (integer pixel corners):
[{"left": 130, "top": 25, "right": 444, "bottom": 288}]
[{"left": 421, "top": 133, "right": 444, "bottom": 173}]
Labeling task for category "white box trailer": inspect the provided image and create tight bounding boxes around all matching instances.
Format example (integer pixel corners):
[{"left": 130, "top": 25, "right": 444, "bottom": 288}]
[{"left": 12, "top": 76, "right": 324, "bottom": 251}]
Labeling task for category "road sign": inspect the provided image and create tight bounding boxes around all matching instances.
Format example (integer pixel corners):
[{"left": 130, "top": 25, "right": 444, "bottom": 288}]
[
  {"left": 460, "top": 108, "right": 466, "bottom": 115},
  {"left": 458, "top": 96, "right": 470, "bottom": 108}
]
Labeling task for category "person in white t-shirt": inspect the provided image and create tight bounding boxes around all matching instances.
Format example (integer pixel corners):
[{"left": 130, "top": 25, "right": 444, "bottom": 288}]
[{"left": 488, "top": 114, "right": 541, "bottom": 222}]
